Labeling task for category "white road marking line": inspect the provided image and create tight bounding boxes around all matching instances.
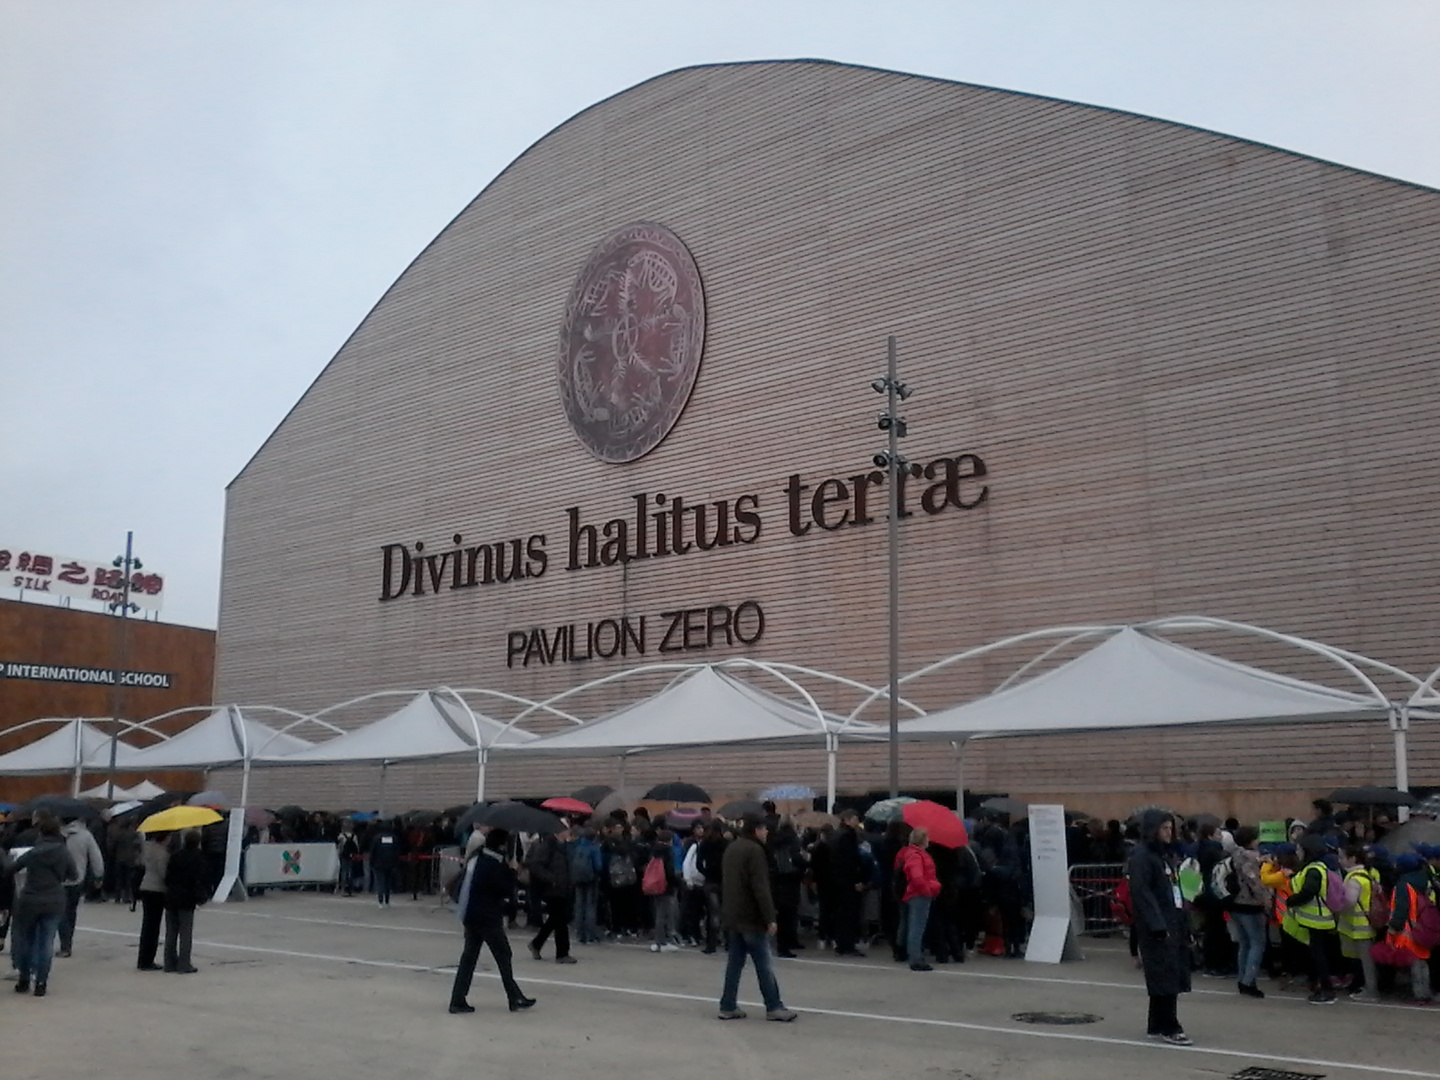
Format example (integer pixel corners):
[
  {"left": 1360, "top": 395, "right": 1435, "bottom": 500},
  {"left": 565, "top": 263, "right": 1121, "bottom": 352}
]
[{"left": 78, "top": 926, "right": 1439, "bottom": 1079}]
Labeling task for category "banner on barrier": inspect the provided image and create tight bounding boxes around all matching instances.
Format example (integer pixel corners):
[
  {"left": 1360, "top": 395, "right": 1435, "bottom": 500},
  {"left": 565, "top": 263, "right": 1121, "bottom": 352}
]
[{"left": 243, "top": 842, "right": 339, "bottom": 886}]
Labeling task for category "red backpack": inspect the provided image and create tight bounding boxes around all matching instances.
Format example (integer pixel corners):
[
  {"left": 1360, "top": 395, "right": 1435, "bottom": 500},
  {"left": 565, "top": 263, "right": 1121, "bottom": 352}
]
[
  {"left": 1111, "top": 878, "right": 1135, "bottom": 926},
  {"left": 1408, "top": 885, "right": 1440, "bottom": 950},
  {"left": 641, "top": 856, "right": 668, "bottom": 897}
]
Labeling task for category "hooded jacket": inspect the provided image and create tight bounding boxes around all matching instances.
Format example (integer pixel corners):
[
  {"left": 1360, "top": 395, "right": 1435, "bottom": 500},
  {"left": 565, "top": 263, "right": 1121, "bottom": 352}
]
[
  {"left": 13, "top": 836, "right": 78, "bottom": 917},
  {"left": 61, "top": 820, "right": 105, "bottom": 886},
  {"left": 1125, "top": 810, "right": 1191, "bottom": 998}
]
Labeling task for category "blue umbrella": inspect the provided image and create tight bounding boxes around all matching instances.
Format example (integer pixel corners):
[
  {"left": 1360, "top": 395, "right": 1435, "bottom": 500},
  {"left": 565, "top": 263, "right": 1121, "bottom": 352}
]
[{"left": 760, "top": 784, "right": 816, "bottom": 801}]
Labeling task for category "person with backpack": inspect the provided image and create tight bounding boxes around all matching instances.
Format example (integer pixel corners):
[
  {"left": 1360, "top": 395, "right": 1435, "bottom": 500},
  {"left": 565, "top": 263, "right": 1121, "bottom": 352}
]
[
  {"left": 1228, "top": 826, "right": 1272, "bottom": 998},
  {"left": 602, "top": 822, "right": 641, "bottom": 939},
  {"left": 568, "top": 827, "right": 603, "bottom": 945},
  {"left": 1386, "top": 851, "right": 1434, "bottom": 1004},
  {"left": 1337, "top": 843, "right": 1381, "bottom": 1002},
  {"left": 1286, "top": 834, "right": 1340, "bottom": 1004},
  {"left": 644, "top": 828, "right": 682, "bottom": 952},
  {"left": 1196, "top": 823, "right": 1236, "bottom": 978}
]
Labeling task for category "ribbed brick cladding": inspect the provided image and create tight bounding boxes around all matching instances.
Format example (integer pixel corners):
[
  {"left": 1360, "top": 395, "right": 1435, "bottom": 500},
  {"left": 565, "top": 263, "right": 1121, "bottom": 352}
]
[{"left": 215, "top": 61, "right": 1440, "bottom": 815}]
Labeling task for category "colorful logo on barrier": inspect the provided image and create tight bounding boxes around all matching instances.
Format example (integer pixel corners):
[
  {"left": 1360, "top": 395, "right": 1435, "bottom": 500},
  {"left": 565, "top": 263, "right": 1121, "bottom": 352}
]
[
  {"left": 558, "top": 222, "right": 706, "bottom": 464},
  {"left": 282, "top": 850, "right": 303, "bottom": 875}
]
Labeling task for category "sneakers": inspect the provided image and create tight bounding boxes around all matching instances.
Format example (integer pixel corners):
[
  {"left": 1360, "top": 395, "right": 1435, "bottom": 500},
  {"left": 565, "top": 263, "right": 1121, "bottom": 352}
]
[
  {"left": 555, "top": 955, "right": 577, "bottom": 965},
  {"left": 649, "top": 943, "right": 660, "bottom": 952},
  {"left": 660, "top": 943, "right": 680, "bottom": 953},
  {"left": 32, "top": 982, "right": 46, "bottom": 998},
  {"left": 1159, "top": 1030, "right": 1192, "bottom": 1046},
  {"left": 717, "top": 1008, "right": 747, "bottom": 1020},
  {"left": 529, "top": 944, "right": 543, "bottom": 961},
  {"left": 1238, "top": 982, "right": 1266, "bottom": 999},
  {"left": 765, "top": 1008, "right": 798, "bottom": 1022},
  {"left": 909, "top": 962, "right": 933, "bottom": 972},
  {"left": 13, "top": 978, "right": 29, "bottom": 994},
  {"left": 1307, "top": 991, "right": 1337, "bottom": 1005},
  {"left": 1350, "top": 991, "right": 1380, "bottom": 1004},
  {"left": 57, "top": 948, "right": 72, "bottom": 959}
]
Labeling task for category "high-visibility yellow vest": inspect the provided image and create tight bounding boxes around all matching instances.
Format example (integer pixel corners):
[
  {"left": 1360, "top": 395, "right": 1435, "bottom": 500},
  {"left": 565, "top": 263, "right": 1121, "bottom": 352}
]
[
  {"left": 1337, "top": 867, "right": 1376, "bottom": 941},
  {"left": 1290, "top": 862, "right": 1336, "bottom": 931}
]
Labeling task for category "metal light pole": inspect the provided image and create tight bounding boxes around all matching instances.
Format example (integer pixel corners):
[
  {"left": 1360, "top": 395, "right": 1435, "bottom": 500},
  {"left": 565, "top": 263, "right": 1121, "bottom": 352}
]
[
  {"left": 872, "top": 336, "right": 913, "bottom": 798},
  {"left": 105, "top": 531, "right": 142, "bottom": 799}
]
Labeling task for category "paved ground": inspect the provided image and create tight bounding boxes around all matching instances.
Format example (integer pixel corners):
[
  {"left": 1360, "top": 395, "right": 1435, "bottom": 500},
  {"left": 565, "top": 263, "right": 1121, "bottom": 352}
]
[{"left": 5, "top": 892, "right": 1435, "bottom": 1080}]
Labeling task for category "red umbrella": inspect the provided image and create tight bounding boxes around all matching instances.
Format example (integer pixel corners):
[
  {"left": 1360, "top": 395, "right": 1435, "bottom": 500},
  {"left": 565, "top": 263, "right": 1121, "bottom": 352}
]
[
  {"left": 540, "top": 797, "right": 593, "bottom": 816},
  {"left": 902, "top": 800, "right": 969, "bottom": 848}
]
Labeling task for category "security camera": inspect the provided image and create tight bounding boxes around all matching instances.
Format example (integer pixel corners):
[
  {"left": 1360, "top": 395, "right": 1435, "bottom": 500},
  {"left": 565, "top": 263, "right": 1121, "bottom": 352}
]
[{"left": 877, "top": 414, "right": 891, "bottom": 431}]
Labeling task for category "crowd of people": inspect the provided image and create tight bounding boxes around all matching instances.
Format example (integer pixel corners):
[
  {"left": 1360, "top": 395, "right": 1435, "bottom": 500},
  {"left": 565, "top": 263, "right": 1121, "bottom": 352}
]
[{"left": 1121, "top": 799, "right": 1440, "bottom": 1047}]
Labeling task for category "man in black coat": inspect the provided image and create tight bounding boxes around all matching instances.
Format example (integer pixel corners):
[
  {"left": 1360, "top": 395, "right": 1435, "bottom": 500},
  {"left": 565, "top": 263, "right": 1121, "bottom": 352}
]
[
  {"left": 827, "top": 811, "right": 869, "bottom": 957},
  {"left": 1127, "top": 810, "right": 1193, "bottom": 1046},
  {"left": 526, "top": 826, "right": 576, "bottom": 963},
  {"left": 449, "top": 829, "right": 535, "bottom": 1014}
]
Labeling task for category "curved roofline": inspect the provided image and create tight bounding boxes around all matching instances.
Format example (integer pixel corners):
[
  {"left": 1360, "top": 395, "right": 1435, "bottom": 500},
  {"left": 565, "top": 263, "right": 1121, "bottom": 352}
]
[{"left": 227, "top": 57, "right": 1439, "bottom": 488}]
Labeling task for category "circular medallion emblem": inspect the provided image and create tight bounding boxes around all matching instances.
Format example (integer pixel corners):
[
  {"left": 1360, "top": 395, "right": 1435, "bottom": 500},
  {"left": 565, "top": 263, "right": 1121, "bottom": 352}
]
[{"left": 558, "top": 222, "right": 706, "bottom": 463}]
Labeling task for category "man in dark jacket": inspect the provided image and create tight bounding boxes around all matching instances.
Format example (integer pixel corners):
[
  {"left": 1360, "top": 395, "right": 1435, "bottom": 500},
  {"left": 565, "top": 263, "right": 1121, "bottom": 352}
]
[
  {"left": 717, "top": 813, "right": 796, "bottom": 1022},
  {"left": 450, "top": 828, "right": 536, "bottom": 1014},
  {"left": 10, "top": 812, "right": 77, "bottom": 996},
  {"left": 526, "top": 826, "right": 577, "bottom": 963},
  {"left": 163, "top": 829, "right": 209, "bottom": 973},
  {"left": 1127, "top": 809, "right": 1192, "bottom": 1046}
]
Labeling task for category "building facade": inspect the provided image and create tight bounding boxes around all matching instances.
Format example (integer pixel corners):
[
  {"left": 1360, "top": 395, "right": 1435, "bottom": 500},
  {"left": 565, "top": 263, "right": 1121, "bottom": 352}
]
[
  {"left": 215, "top": 61, "right": 1440, "bottom": 818},
  {"left": 0, "top": 598, "right": 216, "bottom": 802}
]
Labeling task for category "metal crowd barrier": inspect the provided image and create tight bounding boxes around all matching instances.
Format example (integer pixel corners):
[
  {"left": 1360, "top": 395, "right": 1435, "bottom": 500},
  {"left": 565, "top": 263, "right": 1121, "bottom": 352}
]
[{"left": 1068, "top": 862, "right": 1126, "bottom": 935}]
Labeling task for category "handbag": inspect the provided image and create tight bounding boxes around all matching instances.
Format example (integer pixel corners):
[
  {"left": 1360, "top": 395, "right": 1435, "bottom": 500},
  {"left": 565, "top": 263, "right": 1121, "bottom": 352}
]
[{"left": 1370, "top": 936, "right": 1414, "bottom": 968}]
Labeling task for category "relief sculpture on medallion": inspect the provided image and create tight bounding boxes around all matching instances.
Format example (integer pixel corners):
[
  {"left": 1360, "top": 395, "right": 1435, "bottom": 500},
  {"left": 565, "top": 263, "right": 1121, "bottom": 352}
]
[{"left": 558, "top": 222, "right": 706, "bottom": 463}]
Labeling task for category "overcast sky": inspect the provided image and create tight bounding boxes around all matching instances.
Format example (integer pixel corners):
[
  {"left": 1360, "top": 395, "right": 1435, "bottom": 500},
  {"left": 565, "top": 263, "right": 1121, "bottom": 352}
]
[{"left": 2, "top": 1, "right": 1437, "bottom": 631}]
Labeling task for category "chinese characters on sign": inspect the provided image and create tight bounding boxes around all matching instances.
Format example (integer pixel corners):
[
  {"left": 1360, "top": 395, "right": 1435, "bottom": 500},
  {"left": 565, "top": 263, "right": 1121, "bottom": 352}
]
[{"left": 0, "top": 546, "right": 165, "bottom": 612}]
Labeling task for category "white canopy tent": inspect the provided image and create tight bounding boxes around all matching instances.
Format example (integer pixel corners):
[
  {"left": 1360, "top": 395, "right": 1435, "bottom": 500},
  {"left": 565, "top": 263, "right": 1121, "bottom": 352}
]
[
  {"left": 509, "top": 661, "right": 890, "bottom": 810},
  {"left": 78, "top": 778, "right": 167, "bottom": 801},
  {"left": 0, "top": 718, "right": 150, "bottom": 794},
  {"left": 884, "top": 620, "right": 1417, "bottom": 806},
  {"left": 262, "top": 689, "right": 542, "bottom": 801}
]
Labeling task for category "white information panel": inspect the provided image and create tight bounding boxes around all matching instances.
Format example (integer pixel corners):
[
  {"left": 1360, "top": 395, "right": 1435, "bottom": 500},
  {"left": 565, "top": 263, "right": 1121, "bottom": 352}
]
[
  {"left": 242, "top": 842, "right": 340, "bottom": 886},
  {"left": 1025, "top": 803, "right": 1080, "bottom": 963}
]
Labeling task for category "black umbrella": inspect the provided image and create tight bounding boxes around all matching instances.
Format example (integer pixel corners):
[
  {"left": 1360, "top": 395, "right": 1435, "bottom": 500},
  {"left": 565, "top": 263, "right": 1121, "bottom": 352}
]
[
  {"left": 275, "top": 804, "right": 308, "bottom": 818},
  {"left": 476, "top": 801, "right": 564, "bottom": 834},
  {"left": 979, "top": 796, "right": 1027, "bottom": 818},
  {"left": 455, "top": 802, "right": 490, "bottom": 831},
  {"left": 440, "top": 804, "right": 472, "bottom": 820},
  {"left": 717, "top": 799, "right": 765, "bottom": 819},
  {"left": 645, "top": 782, "right": 711, "bottom": 803},
  {"left": 404, "top": 809, "right": 441, "bottom": 825},
  {"left": 17, "top": 795, "right": 101, "bottom": 821},
  {"left": 1326, "top": 786, "right": 1417, "bottom": 806},
  {"left": 570, "top": 785, "right": 614, "bottom": 807}
]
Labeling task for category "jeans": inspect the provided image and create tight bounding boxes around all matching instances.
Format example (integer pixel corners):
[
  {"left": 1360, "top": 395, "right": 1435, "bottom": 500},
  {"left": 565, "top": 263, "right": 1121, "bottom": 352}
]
[
  {"left": 531, "top": 895, "right": 572, "bottom": 958},
  {"left": 164, "top": 907, "right": 195, "bottom": 970},
  {"left": 719, "top": 931, "right": 785, "bottom": 1013},
  {"left": 12, "top": 910, "right": 61, "bottom": 984},
  {"left": 373, "top": 866, "right": 394, "bottom": 904},
  {"left": 451, "top": 923, "right": 524, "bottom": 1006},
  {"left": 652, "top": 893, "right": 679, "bottom": 944},
  {"left": 1231, "top": 911, "right": 1267, "bottom": 987},
  {"left": 902, "top": 896, "right": 932, "bottom": 964},
  {"left": 59, "top": 883, "right": 85, "bottom": 951},
  {"left": 573, "top": 883, "right": 599, "bottom": 943}
]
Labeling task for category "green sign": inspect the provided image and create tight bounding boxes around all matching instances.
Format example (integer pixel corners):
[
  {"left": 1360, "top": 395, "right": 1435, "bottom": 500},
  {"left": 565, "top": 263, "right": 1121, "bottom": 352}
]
[{"left": 1258, "top": 821, "right": 1287, "bottom": 844}]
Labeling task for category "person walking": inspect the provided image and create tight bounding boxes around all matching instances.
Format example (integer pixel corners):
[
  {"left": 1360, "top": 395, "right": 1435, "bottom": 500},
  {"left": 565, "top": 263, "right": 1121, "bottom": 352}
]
[
  {"left": 895, "top": 826, "right": 943, "bottom": 971},
  {"left": 1127, "top": 810, "right": 1193, "bottom": 1046},
  {"left": 57, "top": 817, "right": 104, "bottom": 958},
  {"left": 526, "top": 825, "right": 577, "bottom": 964},
  {"left": 368, "top": 819, "right": 400, "bottom": 907},
  {"left": 9, "top": 812, "right": 77, "bottom": 996},
  {"left": 716, "top": 813, "right": 796, "bottom": 1022},
  {"left": 163, "top": 829, "right": 208, "bottom": 973},
  {"left": 449, "top": 828, "right": 536, "bottom": 1014},
  {"left": 136, "top": 829, "right": 171, "bottom": 971}
]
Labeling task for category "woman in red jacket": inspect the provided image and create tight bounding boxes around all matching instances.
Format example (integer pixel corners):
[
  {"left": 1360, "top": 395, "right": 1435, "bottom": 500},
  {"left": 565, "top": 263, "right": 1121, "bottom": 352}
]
[{"left": 895, "top": 827, "right": 943, "bottom": 971}]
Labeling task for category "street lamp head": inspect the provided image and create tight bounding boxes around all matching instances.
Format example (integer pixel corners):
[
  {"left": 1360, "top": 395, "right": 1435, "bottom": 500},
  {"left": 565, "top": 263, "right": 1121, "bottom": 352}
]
[
  {"left": 895, "top": 383, "right": 913, "bottom": 401},
  {"left": 870, "top": 378, "right": 888, "bottom": 395}
]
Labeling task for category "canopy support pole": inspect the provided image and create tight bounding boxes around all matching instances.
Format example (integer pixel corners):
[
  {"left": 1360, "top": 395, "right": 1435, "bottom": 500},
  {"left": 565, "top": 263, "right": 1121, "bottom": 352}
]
[
  {"left": 618, "top": 754, "right": 627, "bottom": 790},
  {"left": 952, "top": 740, "right": 965, "bottom": 817},
  {"left": 72, "top": 720, "right": 84, "bottom": 796},
  {"left": 378, "top": 762, "right": 388, "bottom": 818},
  {"left": 1392, "top": 705, "right": 1411, "bottom": 822},
  {"left": 477, "top": 747, "right": 487, "bottom": 802},
  {"left": 825, "top": 733, "right": 837, "bottom": 814}
]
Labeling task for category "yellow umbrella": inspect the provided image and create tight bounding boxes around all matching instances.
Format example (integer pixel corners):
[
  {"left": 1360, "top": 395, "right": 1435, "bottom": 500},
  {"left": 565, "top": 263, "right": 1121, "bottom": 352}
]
[{"left": 139, "top": 805, "right": 223, "bottom": 833}]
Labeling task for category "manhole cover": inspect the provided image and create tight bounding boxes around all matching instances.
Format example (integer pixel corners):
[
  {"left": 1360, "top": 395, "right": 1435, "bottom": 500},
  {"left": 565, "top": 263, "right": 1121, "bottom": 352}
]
[
  {"left": 1010, "top": 1011, "right": 1103, "bottom": 1025},
  {"left": 1231, "top": 1070, "right": 1325, "bottom": 1080}
]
